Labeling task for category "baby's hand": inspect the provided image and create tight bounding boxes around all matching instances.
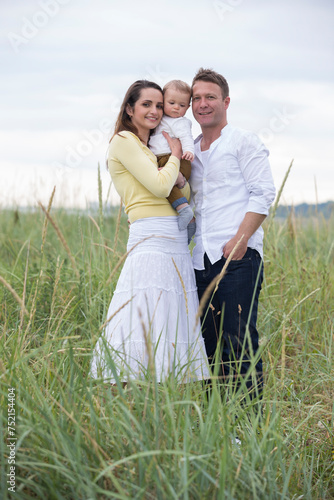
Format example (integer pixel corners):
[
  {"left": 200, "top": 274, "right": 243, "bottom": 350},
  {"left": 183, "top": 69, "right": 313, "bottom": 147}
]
[{"left": 182, "top": 151, "right": 194, "bottom": 162}]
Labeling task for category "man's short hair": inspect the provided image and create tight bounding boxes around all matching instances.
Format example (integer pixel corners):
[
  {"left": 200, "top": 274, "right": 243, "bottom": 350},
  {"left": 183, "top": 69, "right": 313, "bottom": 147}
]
[
  {"left": 163, "top": 80, "right": 191, "bottom": 97},
  {"left": 192, "top": 68, "right": 229, "bottom": 99}
]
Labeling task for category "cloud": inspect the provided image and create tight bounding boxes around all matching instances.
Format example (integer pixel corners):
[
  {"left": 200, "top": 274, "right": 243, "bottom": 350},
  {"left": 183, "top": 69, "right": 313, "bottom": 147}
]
[{"left": 1, "top": 0, "right": 334, "bottom": 206}]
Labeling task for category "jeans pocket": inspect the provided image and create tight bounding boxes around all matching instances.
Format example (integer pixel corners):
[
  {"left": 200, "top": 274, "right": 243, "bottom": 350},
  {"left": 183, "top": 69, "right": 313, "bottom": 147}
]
[{"left": 228, "top": 247, "right": 252, "bottom": 264}]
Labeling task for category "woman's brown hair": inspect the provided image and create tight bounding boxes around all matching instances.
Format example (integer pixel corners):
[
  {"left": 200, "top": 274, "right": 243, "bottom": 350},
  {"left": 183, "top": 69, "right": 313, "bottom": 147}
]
[{"left": 111, "top": 80, "right": 163, "bottom": 141}]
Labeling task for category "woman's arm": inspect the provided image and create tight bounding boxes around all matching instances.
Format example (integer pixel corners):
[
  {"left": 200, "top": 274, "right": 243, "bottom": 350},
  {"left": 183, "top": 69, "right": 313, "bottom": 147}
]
[{"left": 112, "top": 133, "right": 181, "bottom": 198}]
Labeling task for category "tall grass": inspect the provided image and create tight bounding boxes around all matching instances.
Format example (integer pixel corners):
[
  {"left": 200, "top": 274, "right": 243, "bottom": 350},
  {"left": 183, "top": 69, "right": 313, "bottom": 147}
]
[{"left": 0, "top": 173, "right": 333, "bottom": 499}]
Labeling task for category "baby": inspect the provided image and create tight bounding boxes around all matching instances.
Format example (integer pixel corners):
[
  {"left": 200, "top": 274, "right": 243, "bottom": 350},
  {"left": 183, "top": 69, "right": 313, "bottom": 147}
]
[{"left": 149, "top": 80, "right": 195, "bottom": 242}]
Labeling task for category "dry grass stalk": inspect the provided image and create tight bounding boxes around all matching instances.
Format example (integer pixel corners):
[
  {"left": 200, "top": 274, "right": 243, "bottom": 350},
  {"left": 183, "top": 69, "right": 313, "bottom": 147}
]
[
  {"left": 0, "top": 358, "right": 5, "bottom": 374},
  {"left": 281, "top": 324, "right": 287, "bottom": 389},
  {"left": 92, "top": 243, "right": 117, "bottom": 254},
  {"left": 47, "top": 256, "right": 63, "bottom": 332},
  {"left": 38, "top": 201, "right": 80, "bottom": 279},
  {"left": 97, "top": 163, "right": 104, "bottom": 232},
  {"left": 139, "top": 307, "right": 155, "bottom": 380},
  {"left": 140, "top": 292, "right": 163, "bottom": 380},
  {"left": 105, "top": 179, "right": 113, "bottom": 204},
  {"left": 53, "top": 295, "right": 76, "bottom": 337},
  {"left": 19, "top": 242, "right": 30, "bottom": 335},
  {"left": 112, "top": 201, "right": 123, "bottom": 255},
  {"left": 172, "top": 257, "right": 188, "bottom": 314},
  {"left": 235, "top": 456, "right": 243, "bottom": 480},
  {"left": 91, "top": 393, "right": 106, "bottom": 418},
  {"left": 268, "top": 350, "right": 274, "bottom": 371},
  {"left": 268, "top": 159, "right": 294, "bottom": 224},
  {"left": 88, "top": 215, "right": 101, "bottom": 233},
  {"left": 195, "top": 235, "right": 244, "bottom": 328},
  {"left": 99, "top": 296, "right": 135, "bottom": 331},
  {"left": 0, "top": 275, "right": 29, "bottom": 317},
  {"left": 25, "top": 269, "right": 43, "bottom": 337},
  {"left": 287, "top": 206, "right": 296, "bottom": 241},
  {"left": 41, "top": 185, "right": 56, "bottom": 254},
  {"left": 148, "top": 290, "right": 162, "bottom": 327}
]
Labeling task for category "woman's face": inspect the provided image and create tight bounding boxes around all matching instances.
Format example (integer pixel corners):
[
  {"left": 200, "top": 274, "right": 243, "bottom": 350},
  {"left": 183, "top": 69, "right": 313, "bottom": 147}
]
[{"left": 127, "top": 88, "right": 163, "bottom": 141}]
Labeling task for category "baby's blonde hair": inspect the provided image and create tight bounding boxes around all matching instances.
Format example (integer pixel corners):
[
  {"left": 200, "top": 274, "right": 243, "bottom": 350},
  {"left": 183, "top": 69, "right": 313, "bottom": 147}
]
[{"left": 163, "top": 80, "right": 191, "bottom": 97}]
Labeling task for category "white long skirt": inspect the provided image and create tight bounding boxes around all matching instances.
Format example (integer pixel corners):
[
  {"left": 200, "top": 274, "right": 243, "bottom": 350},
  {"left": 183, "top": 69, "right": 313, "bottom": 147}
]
[{"left": 90, "top": 216, "right": 209, "bottom": 382}]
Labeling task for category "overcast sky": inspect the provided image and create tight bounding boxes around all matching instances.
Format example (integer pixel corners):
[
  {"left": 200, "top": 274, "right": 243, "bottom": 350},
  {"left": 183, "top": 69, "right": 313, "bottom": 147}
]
[{"left": 1, "top": 0, "right": 333, "bottom": 208}]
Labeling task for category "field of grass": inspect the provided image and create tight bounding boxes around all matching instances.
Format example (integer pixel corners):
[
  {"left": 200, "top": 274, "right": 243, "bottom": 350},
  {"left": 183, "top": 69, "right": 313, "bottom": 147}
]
[{"left": 0, "top": 177, "right": 333, "bottom": 499}]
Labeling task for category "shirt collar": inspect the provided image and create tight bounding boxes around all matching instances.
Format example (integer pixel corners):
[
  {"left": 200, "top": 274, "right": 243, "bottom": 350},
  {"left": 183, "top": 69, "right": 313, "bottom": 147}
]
[{"left": 194, "top": 123, "right": 231, "bottom": 146}]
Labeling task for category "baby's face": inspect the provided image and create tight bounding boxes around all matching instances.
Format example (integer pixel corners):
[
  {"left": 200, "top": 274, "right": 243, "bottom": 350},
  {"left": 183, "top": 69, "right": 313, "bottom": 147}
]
[{"left": 164, "top": 88, "right": 190, "bottom": 118}]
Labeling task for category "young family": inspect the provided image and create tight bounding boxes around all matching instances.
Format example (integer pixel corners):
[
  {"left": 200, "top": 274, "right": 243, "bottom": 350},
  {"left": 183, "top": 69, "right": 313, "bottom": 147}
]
[{"left": 90, "top": 68, "right": 276, "bottom": 395}]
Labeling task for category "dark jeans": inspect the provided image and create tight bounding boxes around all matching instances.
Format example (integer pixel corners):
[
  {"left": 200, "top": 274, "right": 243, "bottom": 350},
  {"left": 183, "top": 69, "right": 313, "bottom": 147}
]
[{"left": 195, "top": 248, "right": 264, "bottom": 397}]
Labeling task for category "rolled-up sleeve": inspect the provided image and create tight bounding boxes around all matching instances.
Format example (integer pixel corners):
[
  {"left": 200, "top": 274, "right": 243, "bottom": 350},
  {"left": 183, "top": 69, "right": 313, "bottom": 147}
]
[{"left": 239, "top": 133, "right": 276, "bottom": 215}]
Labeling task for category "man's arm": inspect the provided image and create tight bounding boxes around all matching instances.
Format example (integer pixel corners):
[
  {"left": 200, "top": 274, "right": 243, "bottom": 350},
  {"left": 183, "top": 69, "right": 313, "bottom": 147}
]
[
  {"left": 222, "top": 212, "right": 266, "bottom": 260},
  {"left": 222, "top": 131, "right": 275, "bottom": 260}
]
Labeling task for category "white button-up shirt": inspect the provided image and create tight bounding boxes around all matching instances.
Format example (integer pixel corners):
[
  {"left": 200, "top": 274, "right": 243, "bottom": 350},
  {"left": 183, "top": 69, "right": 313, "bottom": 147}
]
[{"left": 190, "top": 124, "right": 276, "bottom": 269}]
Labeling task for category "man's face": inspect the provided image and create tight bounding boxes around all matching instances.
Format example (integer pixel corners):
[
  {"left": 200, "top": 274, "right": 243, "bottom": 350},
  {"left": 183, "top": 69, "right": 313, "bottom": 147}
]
[{"left": 192, "top": 81, "right": 230, "bottom": 130}]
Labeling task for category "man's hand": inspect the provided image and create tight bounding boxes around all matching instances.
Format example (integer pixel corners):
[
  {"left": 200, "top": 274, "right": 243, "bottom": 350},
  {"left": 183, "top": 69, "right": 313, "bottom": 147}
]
[
  {"left": 222, "top": 212, "right": 267, "bottom": 260},
  {"left": 222, "top": 235, "right": 248, "bottom": 260},
  {"left": 182, "top": 151, "right": 194, "bottom": 161},
  {"left": 174, "top": 172, "right": 186, "bottom": 188}
]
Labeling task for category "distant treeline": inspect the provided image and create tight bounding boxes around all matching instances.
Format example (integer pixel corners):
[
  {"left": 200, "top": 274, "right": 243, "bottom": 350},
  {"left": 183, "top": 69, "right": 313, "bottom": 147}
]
[
  {"left": 5, "top": 201, "right": 334, "bottom": 219},
  {"left": 274, "top": 201, "right": 334, "bottom": 219}
]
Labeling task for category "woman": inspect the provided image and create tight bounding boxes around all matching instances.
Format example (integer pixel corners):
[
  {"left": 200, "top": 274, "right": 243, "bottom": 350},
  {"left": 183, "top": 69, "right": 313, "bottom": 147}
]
[{"left": 90, "top": 80, "right": 209, "bottom": 383}]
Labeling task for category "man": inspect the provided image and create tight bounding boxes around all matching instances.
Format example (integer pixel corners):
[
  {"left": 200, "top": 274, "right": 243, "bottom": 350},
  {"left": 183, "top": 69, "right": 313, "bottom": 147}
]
[{"left": 190, "top": 68, "right": 276, "bottom": 399}]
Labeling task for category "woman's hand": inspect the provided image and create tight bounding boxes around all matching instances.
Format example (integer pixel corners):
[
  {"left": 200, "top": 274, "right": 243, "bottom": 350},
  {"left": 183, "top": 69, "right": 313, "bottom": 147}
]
[{"left": 162, "top": 131, "right": 182, "bottom": 160}]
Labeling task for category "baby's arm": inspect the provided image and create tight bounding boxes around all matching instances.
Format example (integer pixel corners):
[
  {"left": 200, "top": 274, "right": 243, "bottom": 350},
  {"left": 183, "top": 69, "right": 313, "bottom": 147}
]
[{"left": 171, "top": 117, "right": 194, "bottom": 162}]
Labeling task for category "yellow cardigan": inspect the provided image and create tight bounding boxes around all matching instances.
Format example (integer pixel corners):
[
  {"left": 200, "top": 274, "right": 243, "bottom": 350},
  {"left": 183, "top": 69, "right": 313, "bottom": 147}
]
[{"left": 108, "top": 131, "right": 190, "bottom": 222}]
